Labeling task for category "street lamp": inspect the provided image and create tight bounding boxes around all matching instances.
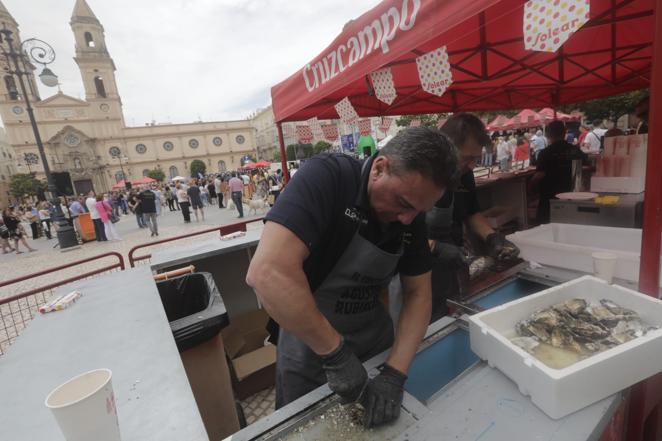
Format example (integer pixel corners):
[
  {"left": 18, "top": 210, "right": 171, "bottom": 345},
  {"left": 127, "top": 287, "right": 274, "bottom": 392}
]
[
  {"left": 0, "top": 29, "right": 78, "bottom": 250},
  {"left": 112, "top": 154, "right": 131, "bottom": 190}
]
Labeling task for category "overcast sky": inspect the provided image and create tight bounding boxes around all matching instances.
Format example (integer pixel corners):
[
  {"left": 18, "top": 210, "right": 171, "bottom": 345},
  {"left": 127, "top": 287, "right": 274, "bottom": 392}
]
[{"left": 4, "top": 0, "right": 380, "bottom": 126}]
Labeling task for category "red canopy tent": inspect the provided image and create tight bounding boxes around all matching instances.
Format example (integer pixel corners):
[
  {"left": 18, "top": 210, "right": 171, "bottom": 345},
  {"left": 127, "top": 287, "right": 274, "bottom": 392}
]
[
  {"left": 131, "top": 176, "right": 157, "bottom": 186},
  {"left": 111, "top": 180, "right": 127, "bottom": 190},
  {"left": 502, "top": 108, "right": 546, "bottom": 130},
  {"left": 255, "top": 160, "right": 271, "bottom": 168},
  {"left": 271, "top": 1, "right": 662, "bottom": 437},
  {"left": 539, "top": 107, "right": 579, "bottom": 122},
  {"left": 486, "top": 114, "right": 510, "bottom": 131}
]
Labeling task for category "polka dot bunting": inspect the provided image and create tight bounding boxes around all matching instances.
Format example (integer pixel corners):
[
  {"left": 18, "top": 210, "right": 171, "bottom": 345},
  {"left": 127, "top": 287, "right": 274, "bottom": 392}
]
[
  {"left": 416, "top": 46, "right": 453, "bottom": 97},
  {"left": 370, "top": 68, "right": 397, "bottom": 105},
  {"left": 307, "top": 117, "right": 324, "bottom": 140},
  {"left": 523, "top": 0, "right": 590, "bottom": 52},
  {"left": 296, "top": 125, "right": 314, "bottom": 144},
  {"left": 335, "top": 97, "right": 360, "bottom": 125},
  {"left": 358, "top": 119, "right": 372, "bottom": 136}
]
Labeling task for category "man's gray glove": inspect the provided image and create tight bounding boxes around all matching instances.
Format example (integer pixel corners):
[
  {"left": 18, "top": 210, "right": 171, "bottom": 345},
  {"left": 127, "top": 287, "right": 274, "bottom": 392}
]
[
  {"left": 361, "top": 364, "right": 407, "bottom": 428},
  {"left": 485, "top": 232, "right": 520, "bottom": 262},
  {"left": 321, "top": 338, "right": 368, "bottom": 404},
  {"left": 431, "top": 242, "right": 468, "bottom": 270}
]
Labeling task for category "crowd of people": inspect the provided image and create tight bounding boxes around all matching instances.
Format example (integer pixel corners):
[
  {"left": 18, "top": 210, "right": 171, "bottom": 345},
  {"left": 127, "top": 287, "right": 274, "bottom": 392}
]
[{"left": 0, "top": 166, "right": 285, "bottom": 256}]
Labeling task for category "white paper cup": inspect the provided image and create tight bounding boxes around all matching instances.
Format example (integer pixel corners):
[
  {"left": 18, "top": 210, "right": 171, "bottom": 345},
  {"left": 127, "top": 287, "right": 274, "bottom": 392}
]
[
  {"left": 592, "top": 252, "right": 618, "bottom": 284},
  {"left": 45, "top": 368, "right": 121, "bottom": 441}
]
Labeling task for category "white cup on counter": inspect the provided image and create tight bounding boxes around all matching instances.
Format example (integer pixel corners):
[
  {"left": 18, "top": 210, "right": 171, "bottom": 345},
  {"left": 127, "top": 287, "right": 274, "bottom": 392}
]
[
  {"left": 45, "top": 368, "right": 121, "bottom": 441},
  {"left": 592, "top": 252, "right": 618, "bottom": 284}
]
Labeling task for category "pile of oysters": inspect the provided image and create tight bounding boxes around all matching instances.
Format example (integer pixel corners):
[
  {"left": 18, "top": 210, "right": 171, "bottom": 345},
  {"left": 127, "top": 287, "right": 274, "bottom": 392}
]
[{"left": 513, "top": 298, "right": 657, "bottom": 355}]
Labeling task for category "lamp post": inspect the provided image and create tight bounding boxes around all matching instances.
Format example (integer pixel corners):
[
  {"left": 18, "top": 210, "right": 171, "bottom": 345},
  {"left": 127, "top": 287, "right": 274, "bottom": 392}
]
[
  {"left": 112, "top": 153, "right": 130, "bottom": 190},
  {"left": 0, "top": 29, "right": 78, "bottom": 249}
]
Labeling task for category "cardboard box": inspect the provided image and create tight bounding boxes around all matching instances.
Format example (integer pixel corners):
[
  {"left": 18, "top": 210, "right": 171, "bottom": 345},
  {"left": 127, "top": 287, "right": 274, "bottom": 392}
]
[{"left": 221, "top": 309, "right": 277, "bottom": 400}]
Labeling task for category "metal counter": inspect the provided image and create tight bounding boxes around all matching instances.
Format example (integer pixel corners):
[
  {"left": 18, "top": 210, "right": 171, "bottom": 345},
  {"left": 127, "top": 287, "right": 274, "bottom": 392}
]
[
  {"left": 550, "top": 193, "right": 644, "bottom": 228},
  {"left": 226, "top": 274, "right": 622, "bottom": 441},
  {"left": 0, "top": 266, "right": 208, "bottom": 441}
]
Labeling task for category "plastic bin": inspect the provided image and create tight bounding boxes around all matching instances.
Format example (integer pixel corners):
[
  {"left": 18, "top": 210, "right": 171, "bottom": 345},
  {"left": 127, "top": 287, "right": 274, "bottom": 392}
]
[
  {"left": 156, "top": 272, "right": 238, "bottom": 439},
  {"left": 157, "top": 272, "right": 229, "bottom": 352}
]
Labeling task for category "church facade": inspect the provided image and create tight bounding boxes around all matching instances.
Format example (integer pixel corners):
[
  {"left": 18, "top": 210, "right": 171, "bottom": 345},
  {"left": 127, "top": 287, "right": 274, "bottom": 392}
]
[{"left": 0, "top": 0, "right": 256, "bottom": 196}]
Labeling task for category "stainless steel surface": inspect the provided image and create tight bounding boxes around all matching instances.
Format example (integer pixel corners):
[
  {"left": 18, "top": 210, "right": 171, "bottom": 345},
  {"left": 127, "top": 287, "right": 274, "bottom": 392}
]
[
  {"left": 572, "top": 159, "right": 583, "bottom": 192},
  {"left": 0, "top": 267, "right": 208, "bottom": 441},
  {"left": 550, "top": 192, "right": 644, "bottom": 228}
]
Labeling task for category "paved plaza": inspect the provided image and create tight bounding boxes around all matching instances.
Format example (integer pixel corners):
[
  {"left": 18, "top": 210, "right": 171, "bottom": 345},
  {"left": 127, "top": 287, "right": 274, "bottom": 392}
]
[{"left": 0, "top": 202, "right": 266, "bottom": 298}]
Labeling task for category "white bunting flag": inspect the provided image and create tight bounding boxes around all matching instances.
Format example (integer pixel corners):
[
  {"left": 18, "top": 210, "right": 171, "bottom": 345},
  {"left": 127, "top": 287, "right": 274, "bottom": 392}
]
[
  {"left": 335, "top": 97, "right": 360, "bottom": 125},
  {"left": 307, "top": 117, "right": 323, "bottom": 140},
  {"left": 296, "top": 125, "right": 313, "bottom": 144},
  {"left": 370, "top": 68, "right": 397, "bottom": 105},
  {"left": 358, "top": 119, "right": 372, "bottom": 136},
  {"left": 379, "top": 117, "right": 393, "bottom": 133},
  {"left": 524, "top": 0, "right": 590, "bottom": 53},
  {"left": 416, "top": 46, "right": 453, "bottom": 97},
  {"left": 321, "top": 124, "right": 339, "bottom": 141}
]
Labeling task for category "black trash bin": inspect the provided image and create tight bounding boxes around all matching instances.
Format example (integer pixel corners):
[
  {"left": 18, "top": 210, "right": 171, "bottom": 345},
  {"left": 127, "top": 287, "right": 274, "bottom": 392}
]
[
  {"left": 156, "top": 272, "right": 228, "bottom": 352},
  {"left": 156, "top": 271, "right": 239, "bottom": 439}
]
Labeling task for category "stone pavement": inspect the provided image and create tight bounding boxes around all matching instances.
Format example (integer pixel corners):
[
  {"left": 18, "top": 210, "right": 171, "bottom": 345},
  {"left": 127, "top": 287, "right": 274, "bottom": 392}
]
[{"left": 0, "top": 201, "right": 267, "bottom": 297}]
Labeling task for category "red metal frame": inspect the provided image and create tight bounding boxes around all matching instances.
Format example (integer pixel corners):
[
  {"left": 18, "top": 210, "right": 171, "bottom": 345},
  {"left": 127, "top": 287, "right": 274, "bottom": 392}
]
[
  {"left": 127, "top": 218, "right": 263, "bottom": 267},
  {"left": 0, "top": 252, "right": 125, "bottom": 355}
]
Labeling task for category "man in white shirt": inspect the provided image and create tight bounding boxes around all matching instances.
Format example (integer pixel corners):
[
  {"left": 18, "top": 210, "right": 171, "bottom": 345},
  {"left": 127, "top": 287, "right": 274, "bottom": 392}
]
[
  {"left": 213, "top": 175, "right": 222, "bottom": 208},
  {"left": 581, "top": 120, "right": 607, "bottom": 154},
  {"left": 85, "top": 191, "right": 107, "bottom": 241}
]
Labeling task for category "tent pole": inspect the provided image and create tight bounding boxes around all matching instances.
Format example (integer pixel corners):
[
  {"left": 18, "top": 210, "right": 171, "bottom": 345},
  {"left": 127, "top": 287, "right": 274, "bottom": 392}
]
[
  {"left": 639, "top": 0, "right": 662, "bottom": 295},
  {"left": 277, "top": 122, "right": 290, "bottom": 183},
  {"left": 628, "top": 2, "right": 662, "bottom": 440}
]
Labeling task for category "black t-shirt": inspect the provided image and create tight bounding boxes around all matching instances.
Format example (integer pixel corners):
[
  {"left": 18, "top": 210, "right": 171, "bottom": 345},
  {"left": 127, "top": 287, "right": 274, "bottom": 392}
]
[
  {"left": 536, "top": 140, "right": 589, "bottom": 201},
  {"left": 431, "top": 171, "right": 480, "bottom": 246},
  {"left": 265, "top": 153, "right": 432, "bottom": 292},
  {"left": 138, "top": 190, "right": 156, "bottom": 213}
]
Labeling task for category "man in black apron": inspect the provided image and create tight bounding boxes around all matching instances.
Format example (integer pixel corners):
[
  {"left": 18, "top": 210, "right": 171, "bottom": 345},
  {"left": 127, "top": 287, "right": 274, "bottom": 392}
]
[
  {"left": 247, "top": 128, "right": 458, "bottom": 428},
  {"left": 428, "top": 114, "right": 520, "bottom": 321}
]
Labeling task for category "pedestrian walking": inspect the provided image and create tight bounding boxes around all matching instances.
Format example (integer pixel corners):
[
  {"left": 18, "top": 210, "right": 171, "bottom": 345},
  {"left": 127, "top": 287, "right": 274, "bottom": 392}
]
[
  {"left": 128, "top": 193, "right": 146, "bottom": 229},
  {"left": 38, "top": 202, "right": 52, "bottom": 240},
  {"left": 95, "top": 195, "right": 121, "bottom": 241},
  {"left": 228, "top": 172, "right": 244, "bottom": 218},
  {"left": 86, "top": 191, "right": 107, "bottom": 241},
  {"left": 176, "top": 183, "right": 191, "bottom": 223},
  {"left": 207, "top": 180, "right": 217, "bottom": 206},
  {"left": 0, "top": 217, "right": 15, "bottom": 253},
  {"left": 187, "top": 179, "right": 205, "bottom": 221},
  {"left": 139, "top": 186, "right": 159, "bottom": 237},
  {"left": 68, "top": 197, "right": 85, "bottom": 243},
  {"left": 2, "top": 207, "right": 36, "bottom": 253}
]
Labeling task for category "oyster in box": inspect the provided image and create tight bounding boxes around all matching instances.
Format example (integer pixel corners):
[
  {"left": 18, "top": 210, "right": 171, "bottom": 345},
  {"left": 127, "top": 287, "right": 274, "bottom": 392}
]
[{"left": 469, "top": 276, "right": 662, "bottom": 419}]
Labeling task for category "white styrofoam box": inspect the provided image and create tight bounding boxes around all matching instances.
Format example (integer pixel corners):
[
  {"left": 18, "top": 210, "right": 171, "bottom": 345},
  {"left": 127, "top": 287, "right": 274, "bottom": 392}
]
[
  {"left": 469, "top": 276, "right": 662, "bottom": 419},
  {"left": 507, "top": 223, "right": 661, "bottom": 287},
  {"left": 590, "top": 176, "right": 645, "bottom": 193}
]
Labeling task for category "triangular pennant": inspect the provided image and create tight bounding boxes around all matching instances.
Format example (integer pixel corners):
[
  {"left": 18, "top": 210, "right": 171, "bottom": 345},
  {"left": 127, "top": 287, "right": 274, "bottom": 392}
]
[
  {"left": 370, "top": 68, "right": 397, "bottom": 105},
  {"left": 307, "top": 117, "right": 323, "bottom": 140},
  {"left": 321, "top": 124, "right": 339, "bottom": 141},
  {"left": 358, "top": 119, "right": 372, "bottom": 136},
  {"left": 416, "top": 46, "right": 453, "bottom": 97},
  {"left": 334, "top": 97, "right": 359, "bottom": 125},
  {"left": 295, "top": 125, "right": 313, "bottom": 144},
  {"left": 523, "top": 0, "right": 590, "bottom": 52}
]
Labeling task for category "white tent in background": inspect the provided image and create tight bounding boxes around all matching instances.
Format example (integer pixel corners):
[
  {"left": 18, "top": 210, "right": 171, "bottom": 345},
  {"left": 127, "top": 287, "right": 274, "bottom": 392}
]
[{"left": 377, "top": 135, "right": 393, "bottom": 149}]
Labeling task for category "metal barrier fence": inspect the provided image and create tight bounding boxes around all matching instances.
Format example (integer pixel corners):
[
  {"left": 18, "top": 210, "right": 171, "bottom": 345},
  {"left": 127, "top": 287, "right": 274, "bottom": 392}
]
[
  {"left": 0, "top": 252, "right": 125, "bottom": 355},
  {"left": 128, "top": 217, "right": 263, "bottom": 267}
]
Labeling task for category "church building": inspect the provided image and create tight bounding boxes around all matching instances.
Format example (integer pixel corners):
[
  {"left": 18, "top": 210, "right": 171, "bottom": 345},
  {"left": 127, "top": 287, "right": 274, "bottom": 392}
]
[{"left": 0, "top": 0, "right": 256, "bottom": 195}]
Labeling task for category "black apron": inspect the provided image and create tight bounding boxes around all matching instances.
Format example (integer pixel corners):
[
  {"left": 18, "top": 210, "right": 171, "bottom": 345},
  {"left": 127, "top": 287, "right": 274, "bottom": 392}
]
[
  {"left": 426, "top": 194, "right": 463, "bottom": 322},
  {"left": 276, "top": 229, "right": 403, "bottom": 408}
]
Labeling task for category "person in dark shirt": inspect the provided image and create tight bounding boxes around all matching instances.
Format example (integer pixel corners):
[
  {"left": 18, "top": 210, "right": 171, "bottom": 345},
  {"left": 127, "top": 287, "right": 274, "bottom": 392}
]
[
  {"left": 187, "top": 179, "right": 205, "bottom": 221},
  {"left": 531, "top": 120, "right": 589, "bottom": 223},
  {"left": 138, "top": 187, "right": 158, "bottom": 237},
  {"left": 246, "top": 128, "right": 458, "bottom": 428},
  {"left": 426, "top": 114, "right": 520, "bottom": 320}
]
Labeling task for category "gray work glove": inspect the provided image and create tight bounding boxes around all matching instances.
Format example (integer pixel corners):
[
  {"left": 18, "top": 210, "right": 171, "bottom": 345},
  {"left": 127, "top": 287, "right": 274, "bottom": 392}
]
[
  {"left": 321, "top": 338, "right": 368, "bottom": 404},
  {"left": 485, "top": 232, "right": 520, "bottom": 262},
  {"left": 361, "top": 364, "right": 407, "bottom": 428}
]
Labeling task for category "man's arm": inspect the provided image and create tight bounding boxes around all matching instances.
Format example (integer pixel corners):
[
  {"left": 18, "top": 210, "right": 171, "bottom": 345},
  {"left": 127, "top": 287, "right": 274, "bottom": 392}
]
[
  {"left": 466, "top": 212, "right": 495, "bottom": 242},
  {"left": 246, "top": 221, "right": 341, "bottom": 355},
  {"left": 385, "top": 272, "right": 432, "bottom": 374}
]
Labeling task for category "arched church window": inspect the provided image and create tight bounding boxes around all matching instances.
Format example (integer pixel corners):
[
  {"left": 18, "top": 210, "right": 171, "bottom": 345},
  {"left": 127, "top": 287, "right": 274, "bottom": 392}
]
[
  {"left": 4, "top": 75, "right": 18, "bottom": 100},
  {"left": 94, "top": 76, "right": 107, "bottom": 98},
  {"left": 218, "top": 160, "right": 227, "bottom": 172},
  {"left": 73, "top": 157, "right": 82, "bottom": 169},
  {"left": 84, "top": 32, "right": 95, "bottom": 48},
  {"left": 169, "top": 166, "right": 179, "bottom": 179},
  {"left": 115, "top": 171, "right": 125, "bottom": 183}
]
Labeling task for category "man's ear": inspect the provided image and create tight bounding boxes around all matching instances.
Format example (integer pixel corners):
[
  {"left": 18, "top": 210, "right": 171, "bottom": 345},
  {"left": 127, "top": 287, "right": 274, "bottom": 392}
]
[{"left": 371, "top": 156, "right": 388, "bottom": 179}]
